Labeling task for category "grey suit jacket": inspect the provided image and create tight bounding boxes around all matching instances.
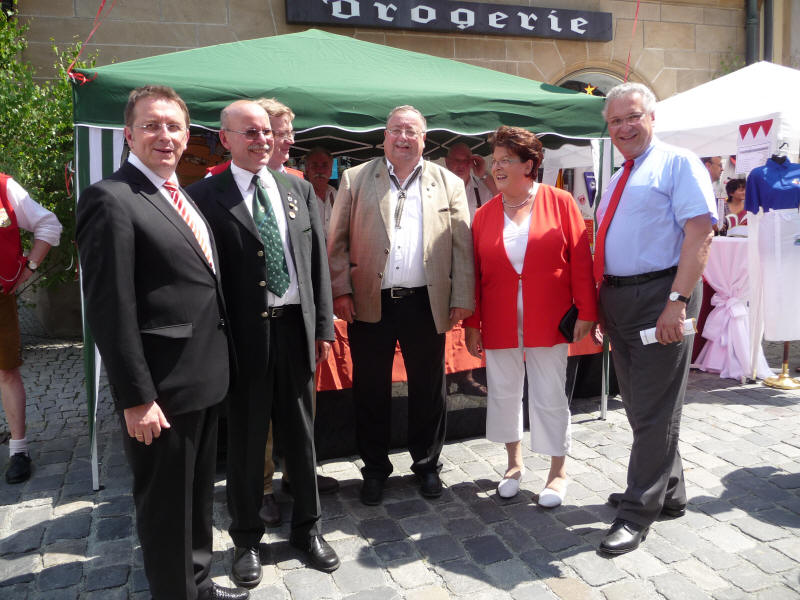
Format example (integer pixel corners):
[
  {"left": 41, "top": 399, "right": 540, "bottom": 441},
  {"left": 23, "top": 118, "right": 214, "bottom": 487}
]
[
  {"left": 188, "top": 166, "right": 334, "bottom": 382},
  {"left": 327, "top": 157, "right": 474, "bottom": 334}
]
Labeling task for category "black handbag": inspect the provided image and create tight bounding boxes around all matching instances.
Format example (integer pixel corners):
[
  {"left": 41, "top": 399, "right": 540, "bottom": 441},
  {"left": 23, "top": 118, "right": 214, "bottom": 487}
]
[{"left": 558, "top": 304, "right": 578, "bottom": 343}]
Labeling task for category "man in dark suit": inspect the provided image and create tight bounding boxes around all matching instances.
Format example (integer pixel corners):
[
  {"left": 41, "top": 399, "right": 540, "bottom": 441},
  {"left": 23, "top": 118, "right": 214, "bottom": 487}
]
[
  {"left": 188, "top": 100, "right": 339, "bottom": 589},
  {"left": 76, "top": 86, "right": 247, "bottom": 600}
]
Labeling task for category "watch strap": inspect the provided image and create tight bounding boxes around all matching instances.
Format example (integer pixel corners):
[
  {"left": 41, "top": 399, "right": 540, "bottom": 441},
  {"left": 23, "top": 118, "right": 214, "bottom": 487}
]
[{"left": 670, "top": 291, "right": 689, "bottom": 303}]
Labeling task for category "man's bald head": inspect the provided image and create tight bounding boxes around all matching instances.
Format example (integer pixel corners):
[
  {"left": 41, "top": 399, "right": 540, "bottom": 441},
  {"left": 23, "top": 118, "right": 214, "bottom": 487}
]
[{"left": 445, "top": 143, "right": 474, "bottom": 184}]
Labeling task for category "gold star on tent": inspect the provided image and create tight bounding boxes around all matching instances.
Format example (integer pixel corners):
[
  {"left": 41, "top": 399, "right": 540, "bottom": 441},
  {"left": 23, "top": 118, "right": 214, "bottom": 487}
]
[{"left": 584, "top": 84, "right": 597, "bottom": 96}]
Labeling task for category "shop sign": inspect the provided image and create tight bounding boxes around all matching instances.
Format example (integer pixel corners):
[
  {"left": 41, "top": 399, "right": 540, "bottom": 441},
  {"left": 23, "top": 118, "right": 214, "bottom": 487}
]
[{"left": 286, "top": 1, "right": 612, "bottom": 42}]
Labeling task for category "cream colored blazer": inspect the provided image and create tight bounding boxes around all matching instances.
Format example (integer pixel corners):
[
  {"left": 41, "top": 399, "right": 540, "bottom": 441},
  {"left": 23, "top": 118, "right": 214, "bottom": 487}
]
[{"left": 327, "top": 157, "right": 474, "bottom": 333}]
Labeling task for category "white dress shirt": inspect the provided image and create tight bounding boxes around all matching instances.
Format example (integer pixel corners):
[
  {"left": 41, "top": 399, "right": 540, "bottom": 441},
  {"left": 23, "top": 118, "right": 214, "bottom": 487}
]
[
  {"left": 503, "top": 205, "right": 533, "bottom": 329},
  {"left": 384, "top": 158, "right": 426, "bottom": 289},
  {"left": 466, "top": 174, "right": 493, "bottom": 219},
  {"left": 316, "top": 184, "right": 336, "bottom": 240},
  {"left": 230, "top": 162, "right": 300, "bottom": 306},
  {"left": 4, "top": 177, "right": 62, "bottom": 246},
  {"left": 128, "top": 153, "right": 214, "bottom": 266}
]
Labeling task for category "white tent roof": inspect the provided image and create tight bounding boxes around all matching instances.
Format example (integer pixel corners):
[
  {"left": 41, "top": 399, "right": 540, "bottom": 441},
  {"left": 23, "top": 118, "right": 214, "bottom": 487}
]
[{"left": 654, "top": 61, "right": 800, "bottom": 157}]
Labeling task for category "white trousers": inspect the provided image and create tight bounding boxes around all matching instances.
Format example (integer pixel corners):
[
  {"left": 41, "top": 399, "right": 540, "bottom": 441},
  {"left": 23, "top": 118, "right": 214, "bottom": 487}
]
[{"left": 485, "top": 341, "right": 571, "bottom": 456}]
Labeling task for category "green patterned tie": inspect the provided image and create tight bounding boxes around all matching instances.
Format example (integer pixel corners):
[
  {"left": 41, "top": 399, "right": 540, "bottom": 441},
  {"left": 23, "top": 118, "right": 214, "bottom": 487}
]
[{"left": 252, "top": 175, "right": 290, "bottom": 296}]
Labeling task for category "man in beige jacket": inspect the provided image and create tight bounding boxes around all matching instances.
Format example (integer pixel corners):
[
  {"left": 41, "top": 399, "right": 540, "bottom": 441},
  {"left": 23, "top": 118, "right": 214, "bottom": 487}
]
[{"left": 327, "top": 105, "right": 474, "bottom": 505}]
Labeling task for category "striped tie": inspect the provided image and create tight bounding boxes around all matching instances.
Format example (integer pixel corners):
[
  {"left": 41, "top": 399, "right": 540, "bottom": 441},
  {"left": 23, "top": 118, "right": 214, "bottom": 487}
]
[{"left": 163, "top": 181, "right": 215, "bottom": 273}]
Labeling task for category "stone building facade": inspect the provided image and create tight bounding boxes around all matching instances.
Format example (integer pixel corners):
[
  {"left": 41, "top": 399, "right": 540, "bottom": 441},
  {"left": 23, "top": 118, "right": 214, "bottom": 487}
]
[{"left": 15, "top": 0, "right": 769, "bottom": 100}]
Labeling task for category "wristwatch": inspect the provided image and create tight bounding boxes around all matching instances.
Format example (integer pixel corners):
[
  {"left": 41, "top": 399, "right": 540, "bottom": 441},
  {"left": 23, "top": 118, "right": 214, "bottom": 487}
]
[
  {"left": 26, "top": 259, "right": 39, "bottom": 272},
  {"left": 669, "top": 291, "right": 689, "bottom": 303}
]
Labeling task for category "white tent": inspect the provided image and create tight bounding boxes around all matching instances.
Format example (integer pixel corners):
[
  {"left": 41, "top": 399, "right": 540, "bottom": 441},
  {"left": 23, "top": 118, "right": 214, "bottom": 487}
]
[
  {"left": 654, "top": 61, "right": 800, "bottom": 157},
  {"left": 655, "top": 61, "right": 800, "bottom": 381}
]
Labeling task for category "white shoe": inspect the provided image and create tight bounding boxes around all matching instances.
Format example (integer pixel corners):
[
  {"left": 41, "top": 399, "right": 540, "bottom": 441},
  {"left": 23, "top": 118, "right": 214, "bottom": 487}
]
[
  {"left": 497, "top": 468, "right": 525, "bottom": 499},
  {"left": 537, "top": 482, "right": 567, "bottom": 508}
]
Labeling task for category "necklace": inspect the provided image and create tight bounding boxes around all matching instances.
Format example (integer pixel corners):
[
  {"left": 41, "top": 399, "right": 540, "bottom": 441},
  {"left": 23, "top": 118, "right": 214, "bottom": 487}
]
[{"left": 502, "top": 186, "right": 535, "bottom": 208}]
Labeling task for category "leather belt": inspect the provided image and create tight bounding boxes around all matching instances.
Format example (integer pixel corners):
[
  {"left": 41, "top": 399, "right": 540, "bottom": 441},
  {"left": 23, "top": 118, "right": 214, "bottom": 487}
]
[
  {"left": 382, "top": 286, "right": 425, "bottom": 299},
  {"left": 603, "top": 266, "right": 677, "bottom": 288},
  {"left": 263, "top": 304, "right": 300, "bottom": 318}
]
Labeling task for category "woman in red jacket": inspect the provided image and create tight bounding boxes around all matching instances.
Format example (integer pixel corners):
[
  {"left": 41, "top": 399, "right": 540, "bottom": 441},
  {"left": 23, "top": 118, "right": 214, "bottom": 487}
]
[{"left": 464, "top": 127, "right": 597, "bottom": 507}]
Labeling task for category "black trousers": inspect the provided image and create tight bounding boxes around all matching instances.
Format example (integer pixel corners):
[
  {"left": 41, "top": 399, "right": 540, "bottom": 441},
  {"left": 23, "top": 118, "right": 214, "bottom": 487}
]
[
  {"left": 120, "top": 403, "right": 219, "bottom": 600},
  {"left": 348, "top": 288, "right": 446, "bottom": 480},
  {"left": 599, "top": 276, "right": 702, "bottom": 527},
  {"left": 226, "top": 308, "right": 320, "bottom": 548}
]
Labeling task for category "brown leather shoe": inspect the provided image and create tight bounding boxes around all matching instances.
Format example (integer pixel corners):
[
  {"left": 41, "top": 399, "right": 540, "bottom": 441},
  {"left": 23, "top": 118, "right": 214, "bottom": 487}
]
[{"left": 258, "top": 493, "right": 281, "bottom": 527}]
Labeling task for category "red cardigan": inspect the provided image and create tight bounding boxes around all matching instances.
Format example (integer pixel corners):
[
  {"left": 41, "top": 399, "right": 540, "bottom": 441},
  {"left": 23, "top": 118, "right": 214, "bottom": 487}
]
[{"left": 463, "top": 185, "right": 598, "bottom": 349}]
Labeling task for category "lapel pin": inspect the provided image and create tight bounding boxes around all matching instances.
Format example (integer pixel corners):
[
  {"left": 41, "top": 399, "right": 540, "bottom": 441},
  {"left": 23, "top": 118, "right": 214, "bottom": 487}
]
[{"left": 288, "top": 210, "right": 297, "bottom": 219}]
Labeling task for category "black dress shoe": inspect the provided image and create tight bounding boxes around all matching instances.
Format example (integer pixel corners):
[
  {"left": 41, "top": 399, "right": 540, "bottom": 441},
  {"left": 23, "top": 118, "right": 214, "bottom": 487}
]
[
  {"left": 599, "top": 518, "right": 649, "bottom": 555},
  {"left": 360, "top": 478, "right": 384, "bottom": 506},
  {"left": 210, "top": 582, "right": 250, "bottom": 600},
  {"left": 290, "top": 534, "right": 340, "bottom": 572},
  {"left": 419, "top": 471, "right": 442, "bottom": 498},
  {"left": 5, "top": 453, "right": 31, "bottom": 484},
  {"left": 258, "top": 493, "right": 281, "bottom": 527},
  {"left": 231, "top": 546, "right": 262, "bottom": 588},
  {"left": 607, "top": 492, "right": 686, "bottom": 518},
  {"left": 282, "top": 474, "right": 340, "bottom": 496},
  {"left": 316, "top": 473, "right": 340, "bottom": 494}
]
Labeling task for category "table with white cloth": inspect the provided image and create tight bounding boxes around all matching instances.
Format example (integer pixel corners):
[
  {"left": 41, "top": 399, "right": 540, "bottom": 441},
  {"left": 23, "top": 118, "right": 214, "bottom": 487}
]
[{"left": 695, "top": 236, "right": 773, "bottom": 380}]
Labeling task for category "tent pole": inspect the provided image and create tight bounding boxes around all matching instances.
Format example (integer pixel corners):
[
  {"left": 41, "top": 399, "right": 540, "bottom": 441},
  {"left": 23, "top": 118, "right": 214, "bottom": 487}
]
[{"left": 595, "top": 139, "right": 613, "bottom": 420}]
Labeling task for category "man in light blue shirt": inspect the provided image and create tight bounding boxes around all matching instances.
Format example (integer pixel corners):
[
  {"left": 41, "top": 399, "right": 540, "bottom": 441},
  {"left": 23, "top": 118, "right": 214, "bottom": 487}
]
[{"left": 595, "top": 82, "right": 716, "bottom": 555}]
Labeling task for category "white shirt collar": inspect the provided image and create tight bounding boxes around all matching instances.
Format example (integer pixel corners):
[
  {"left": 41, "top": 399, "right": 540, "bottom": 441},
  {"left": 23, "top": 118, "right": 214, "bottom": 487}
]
[
  {"left": 385, "top": 157, "right": 424, "bottom": 181},
  {"left": 230, "top": 161, "right": 269, "bottom": 189},
  {"left": 128, "top": 152, "right": 176, "bottom": 189}
]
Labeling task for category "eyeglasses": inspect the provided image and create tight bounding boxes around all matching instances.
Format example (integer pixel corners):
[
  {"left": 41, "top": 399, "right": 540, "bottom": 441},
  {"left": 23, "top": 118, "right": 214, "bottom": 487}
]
[
  {"left": 273, "top": 130, "right": 295, "bottom": 141},
  {"left": 491, "top": 158, "right": 522, "bottom": 168},
  {"left": 224, "top": 127, "right": 272, "bottom": 140},
  {"left": 386, "top": 127, "right": 422, "bottom": 138},
  {"left": 607, "top": 112, "right": 647, "bottom": 129},
  {"left": 134, "top": 122, "right": 186, "bottom": 134}
]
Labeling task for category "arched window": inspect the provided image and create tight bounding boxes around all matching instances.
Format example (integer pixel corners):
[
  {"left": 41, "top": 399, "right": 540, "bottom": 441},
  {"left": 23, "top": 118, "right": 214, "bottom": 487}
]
[{"left": 556, "top": 70, "right": 624, "bottom": 97}]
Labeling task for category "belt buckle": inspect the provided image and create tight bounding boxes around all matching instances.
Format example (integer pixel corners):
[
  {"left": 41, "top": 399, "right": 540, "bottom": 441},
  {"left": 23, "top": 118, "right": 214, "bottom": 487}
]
[
  {"left": 269, "top": 306, "right": 284, "bottom": 318},
  {"left": 390, "top": 287, "right": 403, "bottom": 299}
]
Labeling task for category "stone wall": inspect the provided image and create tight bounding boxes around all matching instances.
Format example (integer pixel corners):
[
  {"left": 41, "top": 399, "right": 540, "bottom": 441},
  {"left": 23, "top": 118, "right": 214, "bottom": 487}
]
[{"left": 19, "top": 0, "right": 747, "bottom": 99}]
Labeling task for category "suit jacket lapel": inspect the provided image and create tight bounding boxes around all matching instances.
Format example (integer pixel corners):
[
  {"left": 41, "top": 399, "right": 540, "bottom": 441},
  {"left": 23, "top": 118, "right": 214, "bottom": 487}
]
[
  {"left": 271, "top": 169, "right": 300, "bottom": 265},
  {"left": 373, "top": 160, "right": 393, "bottom": 240},
  {"left": 213, "top": 166, "right": 262, "bottom": 243},
  {"left": 123, "top": 163, "right": 214, "bottom": 274},
  {"left": 420, "top": 162, "right": 439, "bottom": 263}
]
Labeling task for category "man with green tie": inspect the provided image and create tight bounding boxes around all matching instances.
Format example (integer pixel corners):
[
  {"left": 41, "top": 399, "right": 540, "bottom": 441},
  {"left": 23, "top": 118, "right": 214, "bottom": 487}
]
[{"left": 188, "top": 100, "right": 339, "bottom": 589}]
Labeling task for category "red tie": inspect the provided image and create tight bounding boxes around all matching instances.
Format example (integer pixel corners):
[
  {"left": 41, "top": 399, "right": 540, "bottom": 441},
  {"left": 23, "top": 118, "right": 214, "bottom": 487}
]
[
  {"left": 593, "top": 159, "right": 634, "bottom": 284},
  {"left": 163, "top": 181, "right": 216, "bottom": 273}
]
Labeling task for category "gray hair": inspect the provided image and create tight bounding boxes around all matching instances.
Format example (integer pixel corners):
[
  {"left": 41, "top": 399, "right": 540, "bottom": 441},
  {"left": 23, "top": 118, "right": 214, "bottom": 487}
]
[
  {"left": 602, "top": 82, "right": 657, "bottom": 119},
  {"left": 446, "top": 142, "right": 472, "bottom": 156},
  {"left": 387, "top": 105, "right": 427, "bottom": 132}
]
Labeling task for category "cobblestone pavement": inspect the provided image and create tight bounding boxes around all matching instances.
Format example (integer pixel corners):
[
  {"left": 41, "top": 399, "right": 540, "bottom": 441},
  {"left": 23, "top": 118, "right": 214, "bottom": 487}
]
[{"left": 1, "top": 308, "right": 799, "bottom": 599}]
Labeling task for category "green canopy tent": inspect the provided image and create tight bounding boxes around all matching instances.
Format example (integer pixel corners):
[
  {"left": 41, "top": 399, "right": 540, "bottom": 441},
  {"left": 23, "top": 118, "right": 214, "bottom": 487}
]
[{"left": 71, "top": 28, "right": 609, "bottom": 489}]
